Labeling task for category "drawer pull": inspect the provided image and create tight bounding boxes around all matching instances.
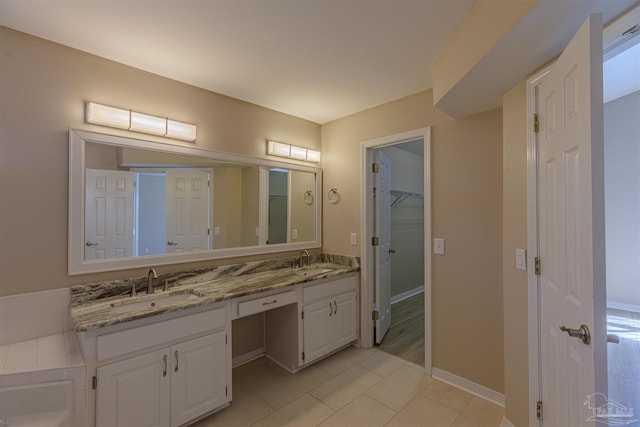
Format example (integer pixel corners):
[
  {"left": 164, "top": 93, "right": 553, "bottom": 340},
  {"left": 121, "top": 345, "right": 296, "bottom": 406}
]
[
  {"left": 329, "top": 302, "right": 333, "bottom": 317},
  {"left": 262, "top": 300, "right": 278, "bottom": 306},
  {"left": 174, "top": 350, "right": 179, "bottom": 372},
  {"left": 163, "top": 355, "right": 167, "bottom": 377},
  {"left": 334, "top": 301, "right": 338, "bottom": 314}
]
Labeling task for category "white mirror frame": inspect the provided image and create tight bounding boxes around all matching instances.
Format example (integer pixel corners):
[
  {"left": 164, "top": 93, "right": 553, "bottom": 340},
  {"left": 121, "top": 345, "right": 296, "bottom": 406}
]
[{"left": 69, "top": 128, "right": 322, "bottom": 275}]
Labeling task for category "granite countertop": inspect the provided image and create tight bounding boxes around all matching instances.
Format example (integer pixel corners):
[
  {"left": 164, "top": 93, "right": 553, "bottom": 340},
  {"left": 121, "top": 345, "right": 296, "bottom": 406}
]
[{"left": 70, "top": 254, "right": 359, "bottom": 332}]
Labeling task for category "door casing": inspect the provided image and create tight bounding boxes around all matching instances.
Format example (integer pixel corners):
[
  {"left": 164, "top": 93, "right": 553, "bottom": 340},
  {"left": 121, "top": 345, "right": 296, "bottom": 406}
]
[{"left": 359, "top": 127, "right": 432, "bottom": 373}]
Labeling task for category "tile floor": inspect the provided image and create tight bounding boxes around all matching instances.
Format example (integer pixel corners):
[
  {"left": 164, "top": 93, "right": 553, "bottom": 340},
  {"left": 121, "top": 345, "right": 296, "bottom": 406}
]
[{"left": 193, "top": 346, "right": 504, "bottom": 427}]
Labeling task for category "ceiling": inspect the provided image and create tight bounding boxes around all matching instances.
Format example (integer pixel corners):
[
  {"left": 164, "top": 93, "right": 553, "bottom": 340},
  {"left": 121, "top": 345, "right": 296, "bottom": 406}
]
[
  {"left": 0, "top": 1, "right": 638, "bottom": 124},
  {"left": 0, "top": 0, "right": 475, "bottom": 124}
]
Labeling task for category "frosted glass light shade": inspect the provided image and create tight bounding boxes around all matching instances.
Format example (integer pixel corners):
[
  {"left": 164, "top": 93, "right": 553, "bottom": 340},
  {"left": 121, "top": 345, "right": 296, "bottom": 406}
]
[
  {"left": 306, "top": 149, "right": 321, "bottom": 162},
  {"left": 289, "top": 145, "right": 307, "bottom": 160},
  {"left": 86, "top": 102, "right": 130, "bottom": 129},
  {"left": 130, "top": 111, "right": 167, "bottom": 135},
  {"left": 85, "top": 101, "right": 198, "bottom": 142},
  {"left": 266, "top": 140, "right": 321, "bottom": 163},
  {"left": 166, "top": 120, "right": 197, "bottom": 141},
  {"left": 267, "top": 140, "right": 291, "bottom": 157}
]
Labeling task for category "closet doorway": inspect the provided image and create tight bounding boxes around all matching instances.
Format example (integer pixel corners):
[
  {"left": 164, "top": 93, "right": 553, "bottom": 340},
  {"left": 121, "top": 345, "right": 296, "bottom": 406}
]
[{"left": 360, "top": 128, "right": 432, "bottom": 371}]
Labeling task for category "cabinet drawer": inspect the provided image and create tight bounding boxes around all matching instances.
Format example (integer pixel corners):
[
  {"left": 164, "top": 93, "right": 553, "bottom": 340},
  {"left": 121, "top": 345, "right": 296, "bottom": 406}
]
[
  {"left": 237, "top": 290, "right": 296, "bottom": 318},
  {"left": 97, "top": 307, "right": 226, "bottom": 361},
  {"left": 303, "top": 275, "right": 356, "bottom": 303}
]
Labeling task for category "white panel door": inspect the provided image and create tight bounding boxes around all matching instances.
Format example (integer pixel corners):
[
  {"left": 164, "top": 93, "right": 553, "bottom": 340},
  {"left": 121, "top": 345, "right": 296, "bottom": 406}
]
[
  {"left": 85, "top": 169, "right": 134, "bottom": 260},
  {"left": 97, "top": 348, "right": 170, "bottom": 427},
  {"left": 375, "top": 150, "right": 392, "bottom": 344},
  {"left": 166, "top": 170, "right": 210, "bottom": 253},
  {"left": 171, "top": 332, "right": 227, "bottom": 427},
  {"left": 539, "top": 14, "right": 606, "bottom": 426}
]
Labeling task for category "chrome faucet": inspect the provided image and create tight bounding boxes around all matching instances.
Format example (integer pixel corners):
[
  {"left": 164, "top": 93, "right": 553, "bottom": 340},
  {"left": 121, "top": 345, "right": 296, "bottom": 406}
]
[
  {"left": 299, "top": 250, "right": 310, "bottom": 268},
  {"left": 147, "top": 268, "right": 158, "bottom": 294}
]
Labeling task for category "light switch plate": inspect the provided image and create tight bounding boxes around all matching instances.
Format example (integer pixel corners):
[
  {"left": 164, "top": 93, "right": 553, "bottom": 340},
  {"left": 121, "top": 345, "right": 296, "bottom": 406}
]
[
  {"left": 516, "top": 248, "right": 527, "bottom": 271},
  {"left": 214, "top": 226, "right": 220, "bottom": 235},
  {"left": 350, "top": 233, "right": 357, "bottom": 245},
  {"left": 434, "top": 238, "right": 445, "bottom": 255},
  {"left": 292, "top": 229, "right": 298, "bottom": 240}
]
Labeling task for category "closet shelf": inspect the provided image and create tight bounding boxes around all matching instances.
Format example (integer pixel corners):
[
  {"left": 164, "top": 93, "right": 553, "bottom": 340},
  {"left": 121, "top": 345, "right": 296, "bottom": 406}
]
[{"left": 390, "top": 190, "right": 423, "bottom": 208}]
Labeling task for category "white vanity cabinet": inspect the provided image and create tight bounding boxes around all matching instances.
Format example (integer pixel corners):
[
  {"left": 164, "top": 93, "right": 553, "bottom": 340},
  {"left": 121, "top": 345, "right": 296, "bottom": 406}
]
[
  {"left": 302, "top": 275, "right": 357, "bottom": 364},
  {"left": 97, "top": 348, "right": 170, "bottom": 427},
  {"left": 93, "top": 305, "right": 231, "bottom": 427}
]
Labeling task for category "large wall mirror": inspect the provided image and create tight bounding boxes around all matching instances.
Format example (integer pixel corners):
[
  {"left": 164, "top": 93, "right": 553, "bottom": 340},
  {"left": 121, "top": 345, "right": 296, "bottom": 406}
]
[{"left": 69, "top": 129, "right": 322, "bottom": 274}]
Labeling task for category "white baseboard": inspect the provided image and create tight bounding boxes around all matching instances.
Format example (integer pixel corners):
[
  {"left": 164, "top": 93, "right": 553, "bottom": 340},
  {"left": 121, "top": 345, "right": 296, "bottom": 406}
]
[
  {"left": 500, "top": 416, "right": 516, "bottom": 427},
  {"left": 232, "top": 347, "right": 264, "bottom": 368},
  {"left": 391, "top": 286, "right": 424, "bottom": 305},
  {"left": 431, "top": 367, "right": 505, "bottom": 407},
  {"left": 607, "top": 301, "right": 640, "bottom": 314}
]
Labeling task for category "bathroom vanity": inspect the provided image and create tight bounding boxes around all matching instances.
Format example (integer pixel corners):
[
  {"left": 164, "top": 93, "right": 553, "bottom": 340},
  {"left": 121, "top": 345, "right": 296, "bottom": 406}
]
[{"left": 71, "top": 258, "right": 359, "bottom": 427}]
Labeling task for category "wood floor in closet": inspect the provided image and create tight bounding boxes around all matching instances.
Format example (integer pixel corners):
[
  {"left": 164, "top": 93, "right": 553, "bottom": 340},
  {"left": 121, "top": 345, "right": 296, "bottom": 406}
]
[{"left": 376, "top": 292, "right": 425, "bottom": 366}]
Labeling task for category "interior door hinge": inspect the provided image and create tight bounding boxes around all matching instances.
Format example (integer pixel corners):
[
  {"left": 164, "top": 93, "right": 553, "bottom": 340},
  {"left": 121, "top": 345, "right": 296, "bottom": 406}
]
[
  {"left": 302, "top": 351, "right": 305, "bottom": 360},
  {"left": 92, "top": 376, "right": 97, "bottom": 390},
  {"left": 372, "top": 163, "right": 379, "bottom": 173},
  {"left": 536, "top": 401, "right": 543, "bottom": 420},
  {"left": 301, "top": 311, "right": 305, "bottom": 320},
  {"left": 225, "top": 334, "right": 228, "bottom": 345},
  {"left": 226, "top": 386, "right": 228, "bottom": 396},
  {"left": 372, "top": 310, "right": 380, "bottom": 320},
  {"left": 372, "top": 236, "right": 379, "bottom": 246},
  {"left": 535, "top": 257, "right": 541, "bottom": 275},
  {"left": 533, "top": 114, "right": 540, "bottom": 133}
]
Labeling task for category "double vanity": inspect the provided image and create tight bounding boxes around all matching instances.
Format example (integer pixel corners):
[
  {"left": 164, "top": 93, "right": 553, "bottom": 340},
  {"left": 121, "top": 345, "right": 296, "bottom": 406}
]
[{"left": 71, "top": 254, "right": 360, "bottom": 427}]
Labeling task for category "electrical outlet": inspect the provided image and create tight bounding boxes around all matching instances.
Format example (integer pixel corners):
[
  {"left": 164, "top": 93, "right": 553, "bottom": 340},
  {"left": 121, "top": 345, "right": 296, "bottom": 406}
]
[{"left": 350, "top": 233, "right": 357, "bottom": 245}]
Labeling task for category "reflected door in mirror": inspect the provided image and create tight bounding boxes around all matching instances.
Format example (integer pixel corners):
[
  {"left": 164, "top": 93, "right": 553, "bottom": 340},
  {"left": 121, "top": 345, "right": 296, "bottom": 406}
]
[
  {"left": 85, "top": 169, "right": 135, "bottom": 260},
  {"left": 166, "top": 170, "right": 211, "bottom": 253}
]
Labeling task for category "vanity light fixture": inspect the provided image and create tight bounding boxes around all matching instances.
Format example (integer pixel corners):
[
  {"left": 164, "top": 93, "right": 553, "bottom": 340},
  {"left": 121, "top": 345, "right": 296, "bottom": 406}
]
[
  {"left": 266, "top": 140, "right": 321, "bottom": 163},
  {"left": 85, "top": 102, "right": 197, "bottom": 142}
]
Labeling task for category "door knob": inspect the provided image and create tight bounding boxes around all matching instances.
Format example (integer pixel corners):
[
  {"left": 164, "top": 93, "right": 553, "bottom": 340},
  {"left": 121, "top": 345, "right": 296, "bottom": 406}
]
[
  {"left": 559, "top": 324, "right": 591, "bottom": 345},
  {"left": 167, "top": 241, "right": 178, "bottom": 246},
  {"left": 86, "top": 241, "right": 98, "bottom": 246},
  {"left": 607, "top": 334, "right": 620, "bottom": 344}
]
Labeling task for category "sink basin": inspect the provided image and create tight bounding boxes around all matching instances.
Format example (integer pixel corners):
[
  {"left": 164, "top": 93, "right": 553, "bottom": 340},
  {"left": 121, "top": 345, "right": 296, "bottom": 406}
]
[
  {"left": 295, "top": 268, "right": 332, "bottom": 277},
  {"left": 111, "top": 292, "right": 200, "bottom": 314}
]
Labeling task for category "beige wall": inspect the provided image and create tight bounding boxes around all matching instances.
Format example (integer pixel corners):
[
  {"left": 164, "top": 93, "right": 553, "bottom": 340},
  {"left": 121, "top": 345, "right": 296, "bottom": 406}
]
[
  {"left": 0, "top": 27, "right": 320, "bottom": 296},
  {"left": 322, "top": 91, "right": 504, "bottom": 393},
  {"left": 502, "top": 82, "right": 530, "bottom": 426}
]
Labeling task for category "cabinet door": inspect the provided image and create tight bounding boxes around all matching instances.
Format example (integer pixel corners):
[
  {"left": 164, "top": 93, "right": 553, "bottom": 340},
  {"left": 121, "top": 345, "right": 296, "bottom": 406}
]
[
  {"left": 171, "top": 332, "right": 228, "bottom": 427},
  {"left": 97, "top": 348, "right": 170, "bottom": 427},
  {"left": 303, "top": 298, "right": 333, "bottom": 364},
  {"left": 333, "top": 292, "right": 357, "bottom": 348}
]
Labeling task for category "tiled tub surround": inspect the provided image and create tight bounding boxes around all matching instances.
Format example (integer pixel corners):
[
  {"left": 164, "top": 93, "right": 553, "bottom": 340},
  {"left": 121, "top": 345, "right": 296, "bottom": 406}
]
[
  {"left": 70, "top": 253, "right": 359, "bottom": 331},
  {"left": 0, "top": 289, "right": 86, "bottom": 426}
]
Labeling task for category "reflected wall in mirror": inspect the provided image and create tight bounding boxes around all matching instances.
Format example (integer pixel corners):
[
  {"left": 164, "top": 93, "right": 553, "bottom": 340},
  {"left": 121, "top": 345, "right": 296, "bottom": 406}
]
[{"left": 70, "top": 129, "right": 322, "bottom": 274}]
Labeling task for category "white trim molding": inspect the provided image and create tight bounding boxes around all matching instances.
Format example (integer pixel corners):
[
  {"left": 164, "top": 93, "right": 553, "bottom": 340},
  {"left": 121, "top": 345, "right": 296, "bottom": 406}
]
[
  {"left": 390, "top": 286, "right": 424, "bottom": 305},
  {"left": 359, "top": 127, "right": 432, "bottom": 375},
  {"left": 526, "top": 65, "right": 550, "bottom": 427},
  {"left": 607, "top": 301, "right": 640, "bottom": 314},
  {"left": 501, "top": 416, "right": 517, "bottom": 427},
  {"left": 431, "top": 367, "right": 505, "bottom": 407}
]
